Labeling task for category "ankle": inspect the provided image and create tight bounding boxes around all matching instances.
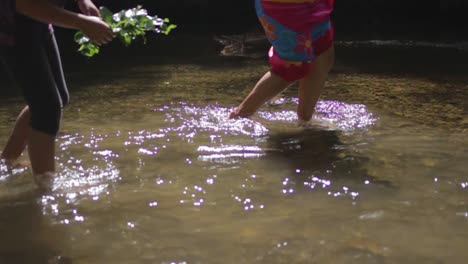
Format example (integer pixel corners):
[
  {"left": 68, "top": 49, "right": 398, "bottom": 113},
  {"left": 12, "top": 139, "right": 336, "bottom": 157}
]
[{"left": 33, "top": 171, "right": 56, "bottom": 190}]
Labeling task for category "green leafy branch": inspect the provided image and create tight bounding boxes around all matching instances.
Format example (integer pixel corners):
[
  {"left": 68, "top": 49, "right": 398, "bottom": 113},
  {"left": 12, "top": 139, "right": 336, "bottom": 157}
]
[{"left": 74, "top": 6, "right": 177, "bottom": 57}]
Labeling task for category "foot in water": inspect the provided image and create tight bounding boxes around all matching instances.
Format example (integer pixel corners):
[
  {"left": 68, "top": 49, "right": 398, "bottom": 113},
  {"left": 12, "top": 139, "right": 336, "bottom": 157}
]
[
  {"left": 1, "top": 158, "right": 17, "bottom": 174},
  {"left": 298, "top": 118, "right": 338, "bottom": 130},
  {"left": 268, "top": 95, "right": 286, "bottom": 106},
  {"left": 34, "top": 172, "right": 55, "bottom": 191},
  {"left": 0, "top": 157, "right": 30, "bottom": 172}
]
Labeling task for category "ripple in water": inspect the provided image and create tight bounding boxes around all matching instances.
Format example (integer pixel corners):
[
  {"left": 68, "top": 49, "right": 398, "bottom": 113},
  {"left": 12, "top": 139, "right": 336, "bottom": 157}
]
[
  {"left": 261, "top": 99, "right": 377, "bottom": 130},
  {"left": 55, "top": 133, "right": 121, "bottom": 196},
  {"left": 154, "top": 100, "right": 376, "bottom": 167},
  {"left": 158, "top": 99, "right": 375, "bottom": 137},
  {"left": 197, "top": 145, "right": 265, "bottom": 163},
  {"left": 0, "top": 160, "right": 29, "bottom": 182},
  {"left": 157, "top": 103, "right": 269, "bottom": 138},
  {"left": 52, "top": 163, "right": 120, "bottom": 198},
  {"left": 37, "top": 134, "right": 122, "bottom": 221},
  {"left": 7, "top": 99, "right": 375, "bottom": 216}
]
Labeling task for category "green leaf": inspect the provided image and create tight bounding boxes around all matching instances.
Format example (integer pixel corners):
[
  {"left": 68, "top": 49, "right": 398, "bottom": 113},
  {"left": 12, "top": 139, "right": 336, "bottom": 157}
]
[
  {"left": 162, "top": 24, "right": 177, "bottom": 35},
  {"left": 74, "top": 31, "right": 84, "bottom": 42},
  {"left": 74, "top": 5, "right": 176, "bottom": 57},
  {"left": 78, "top": 43, "right": 100, "bottom": 57},
  {"left": 100, "top": 6, "right": 114, "bottom": 24},
  {"left": 119, "top": 33, "right": 132, "bottom": 47}
]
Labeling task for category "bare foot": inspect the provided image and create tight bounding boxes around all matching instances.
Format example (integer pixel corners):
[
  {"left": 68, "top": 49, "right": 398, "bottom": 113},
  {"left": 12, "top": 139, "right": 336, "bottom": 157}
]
[
  {"left": 15, "top": 159, "right": 31, "bottom": 168},
  {"left": 0, "top": 158, "right": 15, "bottom": 170},
  {"left": 229, "top": 109, "right": 240, "bottom": 119},
  {"left": 229, "top": 107, "right": 255, "bottom": 119},
  {"left": 34, "top": 172, "right": 55, "bottom": 190},
  {"left": 298, "top": 118, "right": 337, "bottom": 130},
  {"left": 267, "top": 95, "right": 286, "bottom": 106},
  {"left": 0, "top": 157, "right": 30, "bottom": 168}
]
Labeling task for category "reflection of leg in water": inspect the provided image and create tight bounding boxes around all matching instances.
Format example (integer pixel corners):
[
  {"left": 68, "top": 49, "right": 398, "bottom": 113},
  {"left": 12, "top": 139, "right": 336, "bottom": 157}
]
[
  {"left": 266, "top": 129, "right": 394, "bottom": 190},
  {"left": 0, "top": 193, "right": 71, "bottom": 264},
  {"left": 267, "top": 129, "right": 343, "bottom": 173}
]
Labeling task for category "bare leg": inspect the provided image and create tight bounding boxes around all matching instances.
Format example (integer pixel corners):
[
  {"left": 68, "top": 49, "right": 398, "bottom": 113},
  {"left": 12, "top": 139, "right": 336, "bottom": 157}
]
[
  {"left": 297, "top": 46, "right": 335, "bottom": 121},
  {"left": 26, "top": 128, "right": 56, "bottom": 189},
  {"left": 230, "top": 71, "right": 293, "bottom": 118},
  {"left": 28, "top": 129, "right": 56, "bottom": 175},
  {"left": 1, "top": 107, "right": 57, "bottom": 175},
  {"left": 1, "top": 106, "right": 31, "bottom": 164},
  {"left": 1, "top": 106, "right": 56, "bottom": 181}
]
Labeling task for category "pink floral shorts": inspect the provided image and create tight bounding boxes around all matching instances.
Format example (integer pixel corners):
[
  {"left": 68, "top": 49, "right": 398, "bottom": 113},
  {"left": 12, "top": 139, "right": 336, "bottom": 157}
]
[{"left": 256, "top": 0, "right": 335, "bottom": 81}]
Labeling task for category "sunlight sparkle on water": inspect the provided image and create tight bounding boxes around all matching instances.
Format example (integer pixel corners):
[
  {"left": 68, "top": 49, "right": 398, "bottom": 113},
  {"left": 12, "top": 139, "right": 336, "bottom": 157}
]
[
  {"left": 197, "top": 145, "right": 265, "bottom": 162},
  {"left": 138, "top": 148, "right": 158, "bottom": 156},
  {"left": 94, "top": 150, "right": 119, "bottom": 158},
  {"left": 52, "top": 163, "right": 120, "bottom": 198},
  {"left": 181, "top": 185, "right": 208, "bottom": 207},
  {"left": 232, "top": 195, "right": 265, "bottom": 211},
  {"left": 156, "top": 104, "right": 269, "bottom": 138},
  {"left": 0, "top": 159, "right": 28, "bottom": 181},
  {"left": 262, "top": 99, "right": 377, "bottom": 130}
]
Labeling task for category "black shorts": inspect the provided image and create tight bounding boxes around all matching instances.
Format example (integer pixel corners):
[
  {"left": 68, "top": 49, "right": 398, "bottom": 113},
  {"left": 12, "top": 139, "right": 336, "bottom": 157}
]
[{"left": 1, "top": 15, "right": 69, "bottom": 136}]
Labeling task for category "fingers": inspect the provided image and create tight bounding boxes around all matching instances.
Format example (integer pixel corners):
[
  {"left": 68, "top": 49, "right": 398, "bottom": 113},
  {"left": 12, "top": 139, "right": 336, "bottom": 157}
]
[
  {"left": 78, "top": 1, "right": 101, "bottom": 17},
  {"left": 88, "top": 19, "right": 114, "bottom": 46},
  {"left": 85, "top": 7, "right": 101, "bottom": 17},
  {"left": 94, "top": 25, "right": 114, "bottom": 45},
  {"left": 80, "top": 15, "right": 115, "bottom": 46},
  {"left": 102, "top": 26, "right": 115, "bottom": 44},
  {"left": 92, "top": 31, "right": 113, "bottom": 46},
  {"left": 90, "top": 8, "right": 101, "bottom": 17}
]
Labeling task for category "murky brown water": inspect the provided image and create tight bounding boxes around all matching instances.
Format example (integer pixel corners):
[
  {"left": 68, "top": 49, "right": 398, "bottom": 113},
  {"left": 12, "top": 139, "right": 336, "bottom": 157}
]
[{"left": 0, "top": 40, "right": 467, "bottom": 264}]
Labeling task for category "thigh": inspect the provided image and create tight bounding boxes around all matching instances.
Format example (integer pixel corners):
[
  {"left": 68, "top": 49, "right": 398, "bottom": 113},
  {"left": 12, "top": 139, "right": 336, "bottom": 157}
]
[
  {"left": 310, "top": 19, "right": 334, "bottom": 57},
  {"left": 45, "top": 30, "right": 69, "bottom": 106},
  {"left": 5, "top": 16, "right": 67, "bottom": 109}
]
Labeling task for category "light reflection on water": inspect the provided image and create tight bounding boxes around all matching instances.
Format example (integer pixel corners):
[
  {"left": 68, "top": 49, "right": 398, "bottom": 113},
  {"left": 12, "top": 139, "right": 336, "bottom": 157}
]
[
  {"left": 260, "top": 99, "right": 377, "bottom": 131},
  {"left": 0, "top": 54, "right": 467, "bottom": 264}
]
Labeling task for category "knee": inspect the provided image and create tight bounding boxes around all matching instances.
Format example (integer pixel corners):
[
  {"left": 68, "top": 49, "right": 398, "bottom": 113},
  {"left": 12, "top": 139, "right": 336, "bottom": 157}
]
[
  {"left": 29, "top": 102, "right": 63, "bottom": 136},
  {"left": 319, "top": 46, "right": 335, "bottom": 73},
  {"left": 61, "top": 93, "right": 70, "bottom": 107}
]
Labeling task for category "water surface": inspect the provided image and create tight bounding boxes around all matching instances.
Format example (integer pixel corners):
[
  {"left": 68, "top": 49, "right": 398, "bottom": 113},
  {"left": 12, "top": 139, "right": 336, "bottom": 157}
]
[{"left": 0, "top": 40, "right": 467, "bottom": 264}]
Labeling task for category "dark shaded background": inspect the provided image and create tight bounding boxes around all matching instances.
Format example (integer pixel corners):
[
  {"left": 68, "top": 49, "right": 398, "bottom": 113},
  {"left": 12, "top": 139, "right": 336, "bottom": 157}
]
[
  {"left": 51, "top": 0, "right": 468, "bottom": 63},
  {"left": 74, "top": 0, "right": 468, "bottom": 39},
  {"left": 2, "top": 0, "right": 468, "bottom": 94}
]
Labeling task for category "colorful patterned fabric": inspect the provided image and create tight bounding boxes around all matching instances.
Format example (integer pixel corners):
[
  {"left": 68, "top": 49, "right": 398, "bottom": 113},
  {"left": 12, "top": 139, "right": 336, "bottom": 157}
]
[
  {"left": 0, "top": 0, "right": 15, "bottom": 48},
  {"left": 264, "top": 0, "right": 323, "bottom": 3},
  {"left": 256, "top": 0, "right": 334, "bottom": 81}
]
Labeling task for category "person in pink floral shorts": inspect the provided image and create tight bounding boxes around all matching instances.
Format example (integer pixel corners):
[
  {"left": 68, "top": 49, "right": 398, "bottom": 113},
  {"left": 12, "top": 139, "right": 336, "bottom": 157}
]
[{"left": 230, "top": 0, "right": 335, "bottom": 122}]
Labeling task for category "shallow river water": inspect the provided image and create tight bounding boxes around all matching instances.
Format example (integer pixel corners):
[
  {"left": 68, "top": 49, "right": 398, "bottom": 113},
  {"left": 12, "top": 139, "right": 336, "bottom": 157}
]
[{"left": 0, "top": 39, "right": 467, "bottom": 264}]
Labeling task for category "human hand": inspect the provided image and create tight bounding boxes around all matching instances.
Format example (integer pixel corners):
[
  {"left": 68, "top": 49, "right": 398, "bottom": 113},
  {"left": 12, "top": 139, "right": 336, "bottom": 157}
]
[
  {"left": 78, "top": 15, "right": 114, "bottom": 46},
  {"left": 76, "top": 0, "right": 100, "bottom": 17}
]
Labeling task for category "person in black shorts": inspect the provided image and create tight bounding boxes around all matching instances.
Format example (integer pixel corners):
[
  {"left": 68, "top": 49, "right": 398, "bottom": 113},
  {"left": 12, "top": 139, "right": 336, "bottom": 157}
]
[{"left": 1, "top": 0, "right": 114, "bottom": 188}]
